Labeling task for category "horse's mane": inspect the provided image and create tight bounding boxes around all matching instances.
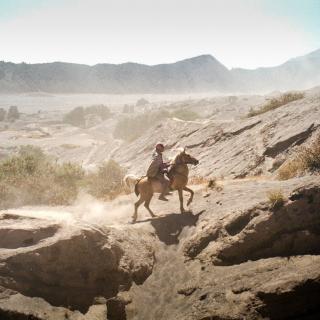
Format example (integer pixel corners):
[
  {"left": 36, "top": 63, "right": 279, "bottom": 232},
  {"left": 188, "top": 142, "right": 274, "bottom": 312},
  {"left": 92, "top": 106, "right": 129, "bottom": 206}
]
[{"left": 171, "top": 148, "right": 185, "bottom": 165}]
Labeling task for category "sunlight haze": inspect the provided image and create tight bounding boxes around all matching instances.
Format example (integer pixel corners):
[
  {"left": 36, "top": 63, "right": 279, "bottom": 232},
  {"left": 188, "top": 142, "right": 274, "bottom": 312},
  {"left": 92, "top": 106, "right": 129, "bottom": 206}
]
[{"left": 0, "top": 0, "right": 319, "bottom": 68}]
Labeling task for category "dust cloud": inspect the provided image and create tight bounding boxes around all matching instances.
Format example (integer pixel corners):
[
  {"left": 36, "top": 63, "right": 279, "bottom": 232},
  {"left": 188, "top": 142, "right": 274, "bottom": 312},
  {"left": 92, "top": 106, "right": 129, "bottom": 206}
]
[{"left": 3, "top": 192, "right": 138, "bottom": 227}]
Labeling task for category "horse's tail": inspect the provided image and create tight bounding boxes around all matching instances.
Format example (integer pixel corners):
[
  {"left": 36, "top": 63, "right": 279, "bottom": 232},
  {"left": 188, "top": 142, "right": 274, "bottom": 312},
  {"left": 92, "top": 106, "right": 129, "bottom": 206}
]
[
  {"left": 134, "top": 183, "right": 140, "bottom": 197},
  {"left": 123, "top": 174, "right": 138, "bottom": 190},
  {"left": 123, "top": 174, "right": 142, "bottom": 196}
]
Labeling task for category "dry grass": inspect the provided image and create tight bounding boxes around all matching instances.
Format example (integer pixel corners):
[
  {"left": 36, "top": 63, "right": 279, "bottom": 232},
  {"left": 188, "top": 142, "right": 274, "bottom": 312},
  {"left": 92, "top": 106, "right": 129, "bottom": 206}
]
[
  {"left": 84, "top": 160, "right": 126, "bottom": 200},
  {"left": 189, "top": 176, "right": 223, "bottom": 192},
  {"left": 60, "top": 144, "right": 80, "bottom": 149},
  {"left": 278, "top": 134, "right": 320, "bottom": 180},
  {"left": 267, "top": 189, "right": 286, "bottom": 209},
  {"left": 247, "top": 92, "right": 305, "bottom": 118},
  {"left": 189, "top": 175, "right": 210, "bottom": 185}
]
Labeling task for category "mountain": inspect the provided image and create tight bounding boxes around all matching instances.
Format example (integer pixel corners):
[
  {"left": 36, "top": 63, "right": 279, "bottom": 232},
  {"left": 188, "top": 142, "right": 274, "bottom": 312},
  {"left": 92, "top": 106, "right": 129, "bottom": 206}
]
[
  {"left": 0, "top": 55, "right": 233, "bottom": 94},
  {"left": 231, "top": 48, "right": 320, "bottom": 92},
  {"left": 0, "top": 49, "right": 319, "bottom": 93}
]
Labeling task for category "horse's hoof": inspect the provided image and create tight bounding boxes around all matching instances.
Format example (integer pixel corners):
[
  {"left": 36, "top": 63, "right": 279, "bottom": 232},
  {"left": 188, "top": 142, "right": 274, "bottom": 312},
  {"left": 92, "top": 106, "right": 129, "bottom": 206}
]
[{"left": 131, "top": 216, "right": 137, "bottom": 224}]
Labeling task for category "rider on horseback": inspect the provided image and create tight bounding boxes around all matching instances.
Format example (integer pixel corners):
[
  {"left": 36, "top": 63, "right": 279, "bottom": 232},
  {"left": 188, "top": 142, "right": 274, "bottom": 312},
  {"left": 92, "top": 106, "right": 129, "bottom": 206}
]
[{"left": 146, "top": 143, "right": 171, "bottom": 201}]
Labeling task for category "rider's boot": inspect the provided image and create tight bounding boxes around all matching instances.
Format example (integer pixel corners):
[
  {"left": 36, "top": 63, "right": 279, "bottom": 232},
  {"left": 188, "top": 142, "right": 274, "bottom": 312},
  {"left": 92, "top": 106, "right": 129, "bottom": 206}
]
[{"left": 159, "top": 194, "right": 169, "bottom": 201}]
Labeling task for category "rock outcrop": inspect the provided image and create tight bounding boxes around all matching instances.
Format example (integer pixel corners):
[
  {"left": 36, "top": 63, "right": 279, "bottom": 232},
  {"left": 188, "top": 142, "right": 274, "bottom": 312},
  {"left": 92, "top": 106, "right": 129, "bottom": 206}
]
[
  {"left": 184, "top": 181, "right": 320, "bottom": 264},
  {"left": 0, "top": 213, "right": 155, "bottom": 314}
]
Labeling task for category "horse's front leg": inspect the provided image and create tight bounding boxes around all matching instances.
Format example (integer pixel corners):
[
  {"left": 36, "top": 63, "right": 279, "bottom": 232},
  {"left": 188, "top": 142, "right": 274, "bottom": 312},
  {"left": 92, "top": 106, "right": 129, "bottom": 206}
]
[
  {"left": 132, "top": 197, "right": 144, "bottom": 223},
  {"left": 178, "top": 189, "right": 186, "bottom": 213},
  {"left": 184, "top": 186, "right": 194, "bottom": 206}
]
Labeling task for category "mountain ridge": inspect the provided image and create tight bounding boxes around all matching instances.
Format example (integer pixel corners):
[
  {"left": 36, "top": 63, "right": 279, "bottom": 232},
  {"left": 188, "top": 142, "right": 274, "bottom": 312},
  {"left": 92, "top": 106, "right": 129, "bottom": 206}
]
[{"left": 0, "top": 49, "right": 319, "bottom": 93}]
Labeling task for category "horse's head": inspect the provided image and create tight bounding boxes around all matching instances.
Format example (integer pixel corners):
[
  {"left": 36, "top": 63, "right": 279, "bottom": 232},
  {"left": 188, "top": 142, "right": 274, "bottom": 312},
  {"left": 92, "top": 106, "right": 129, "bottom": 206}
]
[{"left": 174, "top": 149, "right": 199, "bottom": 166}]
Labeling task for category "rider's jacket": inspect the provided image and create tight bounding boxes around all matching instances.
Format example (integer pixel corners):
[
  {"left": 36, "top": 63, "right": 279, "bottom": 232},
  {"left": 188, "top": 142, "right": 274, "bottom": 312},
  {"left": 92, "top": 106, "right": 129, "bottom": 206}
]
[{"left": 146, "top": 151, "right": 168, "bottom": 178}]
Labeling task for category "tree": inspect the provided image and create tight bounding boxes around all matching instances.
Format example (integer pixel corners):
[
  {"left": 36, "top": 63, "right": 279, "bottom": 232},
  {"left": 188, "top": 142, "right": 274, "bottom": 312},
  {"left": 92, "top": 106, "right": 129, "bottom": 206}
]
[
  {"left": 7, "top": 106, "right": 19, "bottom": 121},
  {"left": 0, "top": 108, "right": 6, "bottom": 121},
  {"left": 85, "top": 104, "right": 111, "bottom": 120},
  {"left": 136, "top": 98, "right": 149, "bottom": 107},
  {"left": 63, "top": 107, "right": 85, "bottom": 127}
]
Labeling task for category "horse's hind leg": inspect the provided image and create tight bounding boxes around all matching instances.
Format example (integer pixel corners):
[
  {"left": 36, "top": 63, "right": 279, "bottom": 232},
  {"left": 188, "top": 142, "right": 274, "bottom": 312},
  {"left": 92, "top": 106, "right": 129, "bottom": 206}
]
[
  {"left": 132, "top": 196, "right": 144, "bottom": 223},
  {"left": 144, "top": 195, "right": 156, "bottom": 218},
  {"left": 184, "top": 187, "right": 194, "bottom": 206}
]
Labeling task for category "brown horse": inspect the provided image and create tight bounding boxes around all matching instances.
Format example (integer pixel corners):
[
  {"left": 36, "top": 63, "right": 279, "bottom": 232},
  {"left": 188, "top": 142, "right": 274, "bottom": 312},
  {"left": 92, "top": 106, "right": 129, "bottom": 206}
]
[{"left": 124, "top": 149, "right": 199, "bottom": 223}]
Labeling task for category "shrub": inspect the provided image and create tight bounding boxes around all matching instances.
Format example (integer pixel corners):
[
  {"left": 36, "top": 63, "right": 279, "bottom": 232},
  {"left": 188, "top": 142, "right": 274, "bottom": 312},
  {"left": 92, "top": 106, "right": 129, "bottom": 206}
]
[
  {"left": 63, "top": 106, "right": 85, "bottom": 127},
  {"left": 64, "top": 105, "right": 111, "bottom": 128},
  {"left": 171, "top": 108, "right": 199, "bottom": 121},
  {"left": 0, "top": 146, "right": 128, "bottom": 208},
  {"left": 114, "top": 108, "right": 199, "bottom": 141},
  {"left": 85, "top": 104, "right": 111, "bottom": 120},
  {"left": 278, "top": 134, "right": 320, "bottom": 180},
  {"left": 247, "top": 92, "right": 305, "bottom": 118},
  {"left": 267, "top": 189, "right": 285, "bottom": 209},
  {"left": 122, "top": 104, "right": 134, "bottom": 113},
  {"left": 113, "top": 110, "right": 170, "bottom": 142},
  {"left": 136, "top": 98, "right": 149, "bottom": 107},
  {"left": 189, "top": 176, "right": 223, "bottom": 192},
  {"left": 60, "top": 144, "right": 80, "bottom": 149},
  {"left": 189, "top": 175, "right": 209, "bottom": 185},
  {"left": 85, "top": 160, "right": 125, "bottom": 200},
  {"left": 0, "top": 108, "right": 6, "bottom": 121},
  {"left": 7, "top": 106, "right": 20, "bottom": 121},
  {"left": 0, "top": 146, "right": 84, "bottom": 208}
]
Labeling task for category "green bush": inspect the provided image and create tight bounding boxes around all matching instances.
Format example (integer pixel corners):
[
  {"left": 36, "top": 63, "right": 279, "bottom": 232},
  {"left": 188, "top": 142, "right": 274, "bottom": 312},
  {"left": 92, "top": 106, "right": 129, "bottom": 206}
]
[
  {"left": 0, "top": 146, "right": 84, "bottom": 208},
  {"left": 63, "top": 105, "right": 111, "bottom": 128},
  {"left": 63, "top": 106, "right": 85, "bottom": 127},
  {"left": 0, "top": 108, "right": 6, "bottom": 121},
  {"left": 114, "top": 108, "right": 199, "bottom": 141},
  {"left": 7, "top": 106, "right": 20, "bottom": 121},
  {"left": 247, "top": 92, "right": 305, "bottom": 118},
  {"left": 85, "top": 104, "right": 111, "bottom": 120},
  {"left": 0, "top": 146, "right": 127, "bottom": 208},
  {"left": 114, "top": 109, "right": 170, "bottom": 141},
  {"left": 171, "top": 108, "right": 199, "bottom": 121}
]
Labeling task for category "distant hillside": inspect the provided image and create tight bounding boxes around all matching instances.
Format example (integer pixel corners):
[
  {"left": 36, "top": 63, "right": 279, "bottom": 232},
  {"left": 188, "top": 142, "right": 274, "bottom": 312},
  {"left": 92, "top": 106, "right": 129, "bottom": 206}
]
[
  {"left": 0, "top": 49, "right": 319, "bottom": 93},
  {"left": 231, "top": 49, "right": 320, "bottom": 92}
]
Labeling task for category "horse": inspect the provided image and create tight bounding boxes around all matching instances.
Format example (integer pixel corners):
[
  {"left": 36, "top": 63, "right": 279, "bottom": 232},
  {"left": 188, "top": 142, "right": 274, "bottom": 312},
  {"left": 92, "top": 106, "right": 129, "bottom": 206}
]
[{"left": 124, "top": 149, "right": 199, "bottom": 223}]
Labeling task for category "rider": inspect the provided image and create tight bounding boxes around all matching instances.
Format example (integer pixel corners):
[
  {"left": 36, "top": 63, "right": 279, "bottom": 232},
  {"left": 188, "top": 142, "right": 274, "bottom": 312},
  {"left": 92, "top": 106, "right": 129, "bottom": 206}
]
[{"left": 146, "top": 143, "right": 171, "bottom": 201}]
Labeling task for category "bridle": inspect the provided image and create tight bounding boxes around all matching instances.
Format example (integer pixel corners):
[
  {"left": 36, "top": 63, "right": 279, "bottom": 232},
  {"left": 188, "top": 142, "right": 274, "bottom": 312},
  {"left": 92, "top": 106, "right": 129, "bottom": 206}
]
[{"left": 168, "top": 155, "right": 193, "bottom": 179}]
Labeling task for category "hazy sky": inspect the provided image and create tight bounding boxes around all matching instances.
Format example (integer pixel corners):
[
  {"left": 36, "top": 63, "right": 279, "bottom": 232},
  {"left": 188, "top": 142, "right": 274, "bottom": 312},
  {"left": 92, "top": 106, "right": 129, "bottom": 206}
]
[{"left": 0, "top": 0, "right": 319, "bottom": 69}]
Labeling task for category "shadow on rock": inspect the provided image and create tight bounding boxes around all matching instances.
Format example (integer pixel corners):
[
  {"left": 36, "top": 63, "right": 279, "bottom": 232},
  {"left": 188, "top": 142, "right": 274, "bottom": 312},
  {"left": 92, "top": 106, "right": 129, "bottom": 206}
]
[{"left": 149, "top": 210, "right": 204, "bottom": 245}]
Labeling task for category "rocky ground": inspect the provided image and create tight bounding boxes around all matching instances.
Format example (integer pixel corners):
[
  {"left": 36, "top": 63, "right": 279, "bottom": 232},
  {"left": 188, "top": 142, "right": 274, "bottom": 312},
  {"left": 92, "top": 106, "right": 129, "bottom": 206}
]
[
  {"left": 0, "top": 174, "right": 319, "bottom": 319},
  {"left": 114, "top": 87, "right": 320, "bottom": 179},
  {"left": 0, "top": 89, "right": 319, "bottom": 319}
]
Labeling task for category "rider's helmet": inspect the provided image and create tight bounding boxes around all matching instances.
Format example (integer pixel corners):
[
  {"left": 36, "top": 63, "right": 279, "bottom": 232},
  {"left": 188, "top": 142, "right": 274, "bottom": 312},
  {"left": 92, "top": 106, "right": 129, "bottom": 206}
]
[{"left": 155, "top": 143, "right": 165, "bottom": 152}]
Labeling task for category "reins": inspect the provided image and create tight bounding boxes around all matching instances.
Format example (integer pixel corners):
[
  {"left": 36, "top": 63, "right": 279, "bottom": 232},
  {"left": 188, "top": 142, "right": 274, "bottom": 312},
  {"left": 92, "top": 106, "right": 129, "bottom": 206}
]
[{"left": 168, "top": 156, "right": 189, "bottom": 179}]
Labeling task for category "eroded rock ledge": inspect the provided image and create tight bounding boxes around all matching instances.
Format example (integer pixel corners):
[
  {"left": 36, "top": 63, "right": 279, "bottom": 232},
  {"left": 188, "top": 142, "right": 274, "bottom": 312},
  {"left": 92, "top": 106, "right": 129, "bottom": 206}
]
[
  {"left": 0, "top": 213, "right": 155, "bottom": 314},
  {"left": 184, "top": 182, "right": 320, "bottom": 265}
]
